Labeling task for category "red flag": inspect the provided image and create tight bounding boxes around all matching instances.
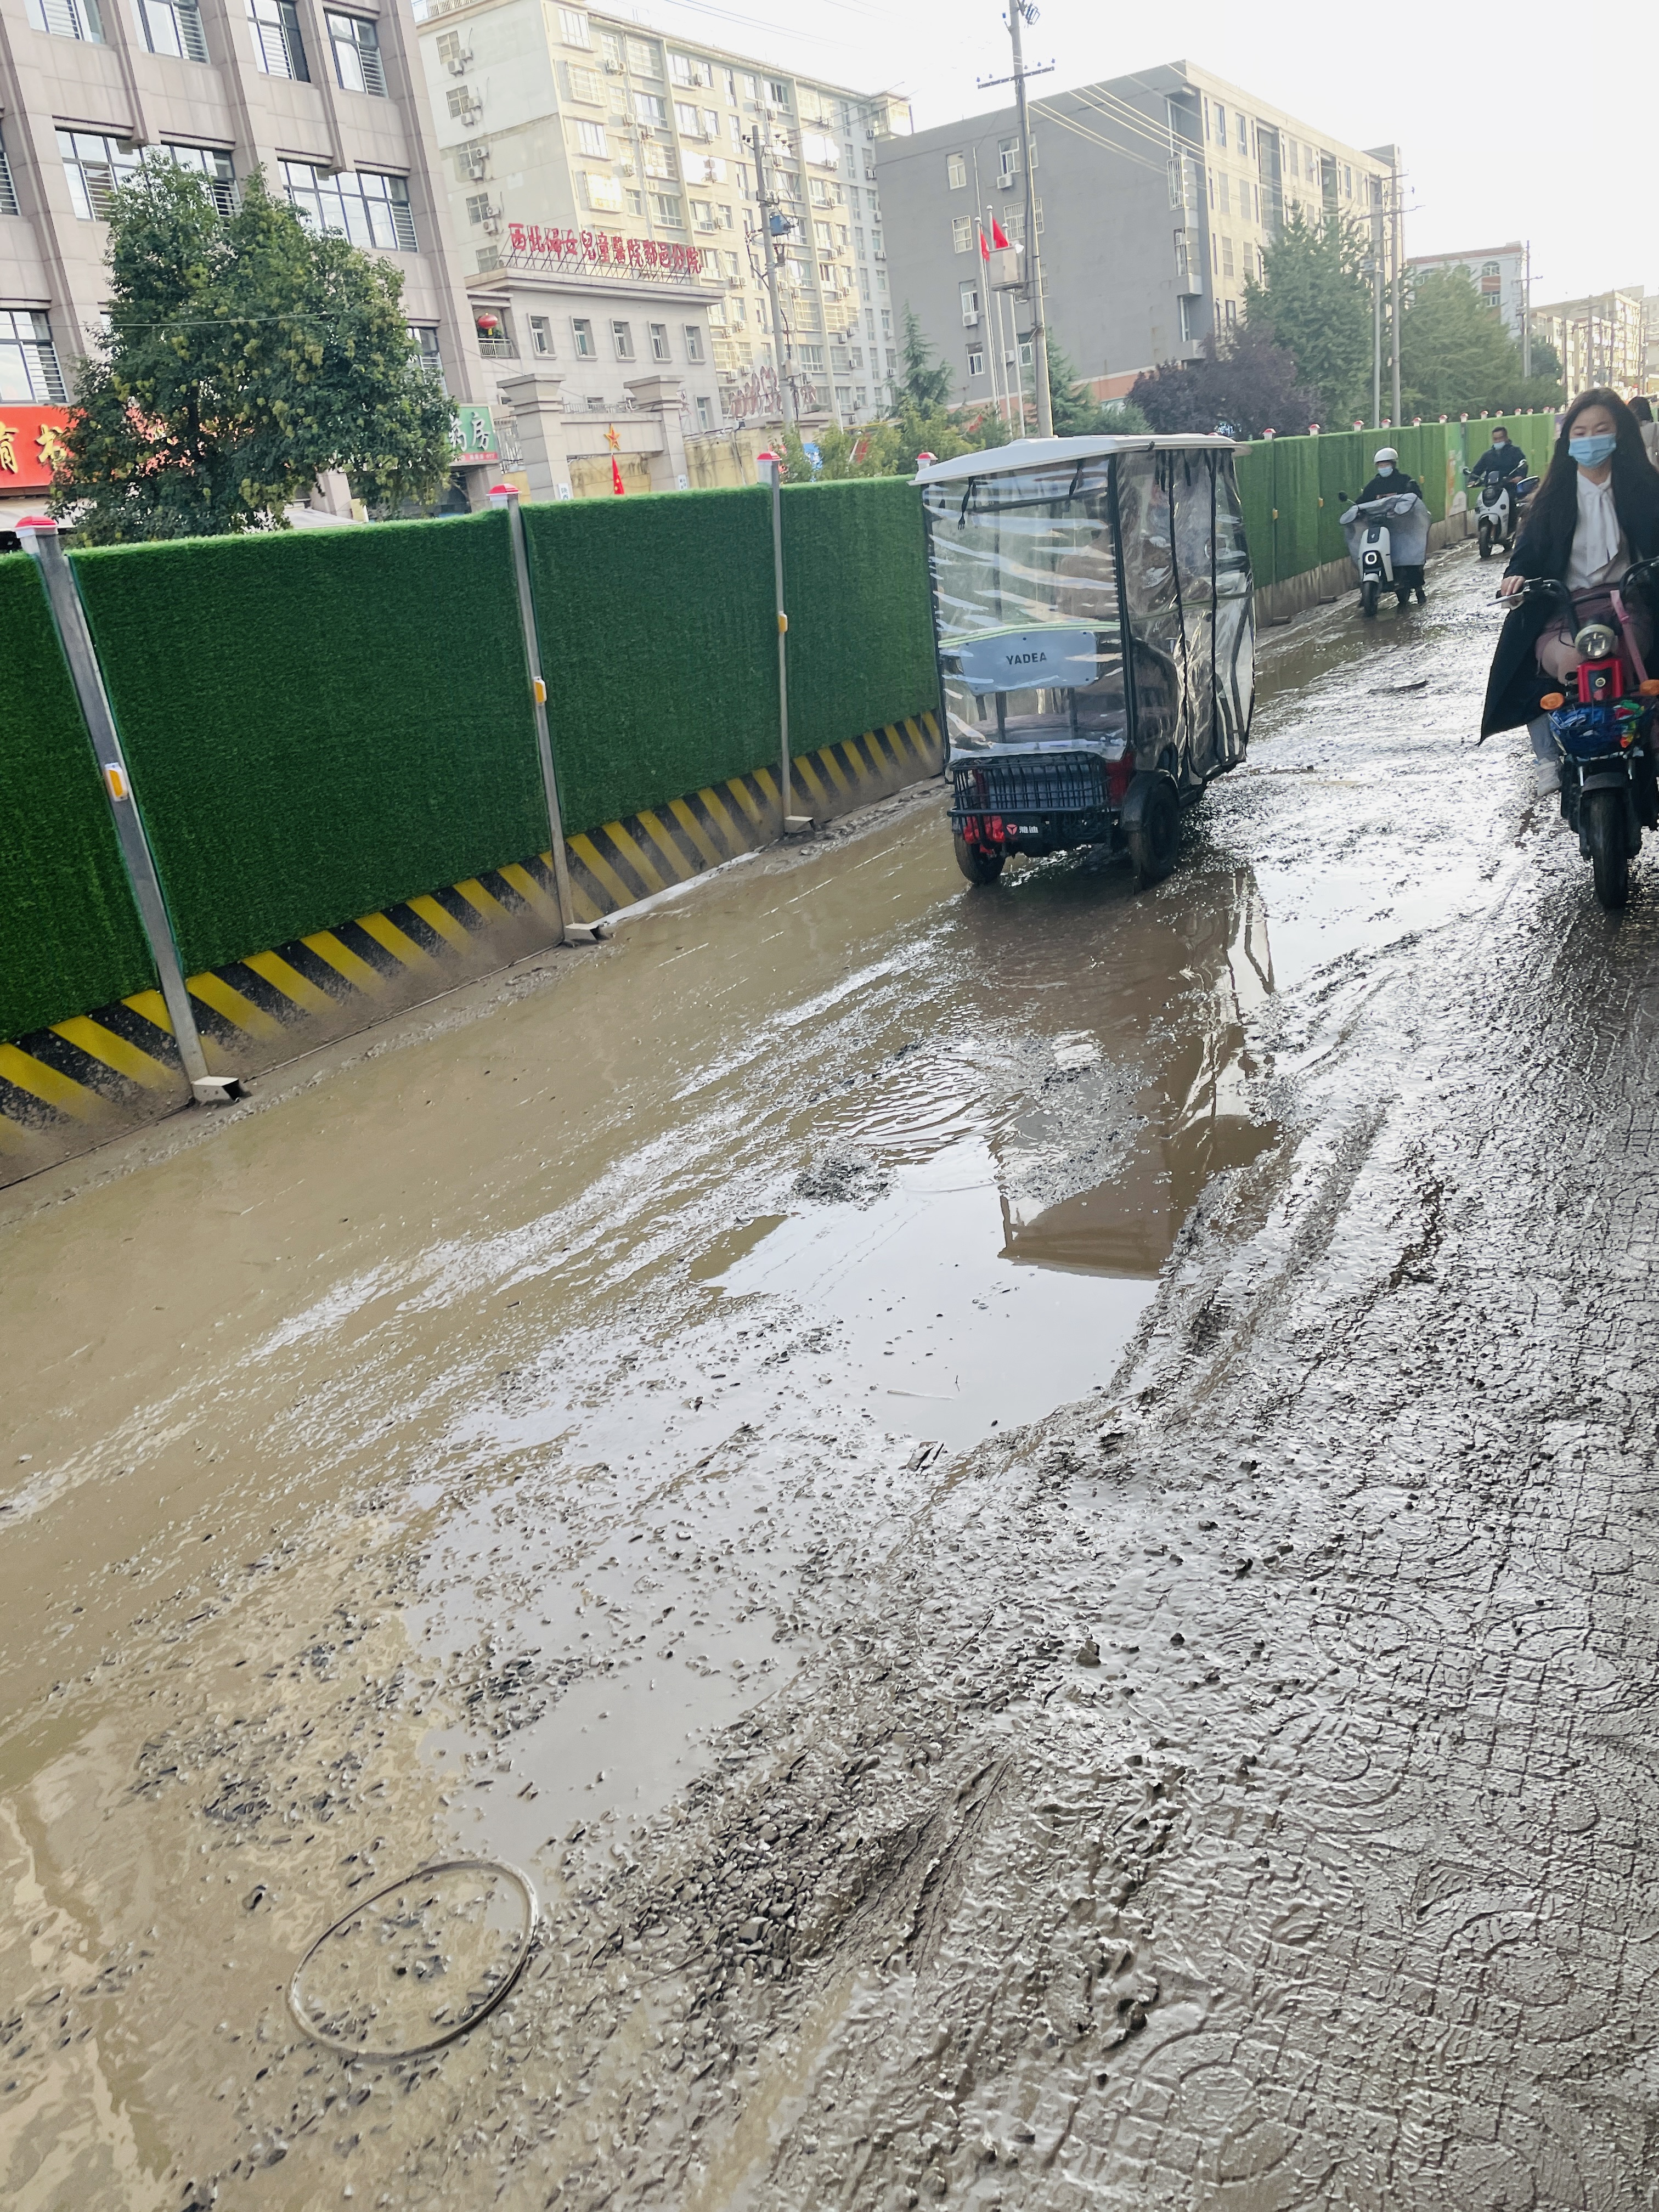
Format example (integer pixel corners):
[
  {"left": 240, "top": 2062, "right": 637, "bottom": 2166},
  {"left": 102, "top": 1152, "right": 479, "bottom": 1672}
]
[
  {"left": 991, "top": 217, "right": 1012, "bottom": 250},
  {"left": 611, "top": 455, "right": 626, "bottom": 496},
  {"left": 978, "top": 225, "right": 990, "bottom": 262}
]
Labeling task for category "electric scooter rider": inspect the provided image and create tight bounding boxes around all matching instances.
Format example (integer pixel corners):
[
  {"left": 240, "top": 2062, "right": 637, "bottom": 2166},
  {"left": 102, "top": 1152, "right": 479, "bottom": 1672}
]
[
  {"left": 1468, "top": 424, "right": 1528, "bottom": 496},
  {"left": 1483, "top": 388, "right": 1659, "bottom": 793},
  {"left": 1357, "top": 447, "right": 1428, "bottom": 605}
]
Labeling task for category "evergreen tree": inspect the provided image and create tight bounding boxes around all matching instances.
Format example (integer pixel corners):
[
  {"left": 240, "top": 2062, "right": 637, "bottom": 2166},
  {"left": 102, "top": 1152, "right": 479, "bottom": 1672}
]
[
  {"left": 53, "top": 161, "right": 454, "bottom": 541},
  {"left": 1045, "top": 332, "right": 1150, "bottom": 437},
  {"left": 1400, "top": 267, "right": 1542, "bottom": 417},
  {"left": 898, "top": 303, "right": 953, "bottom": 409},
  {"left": 1243, "top": 207, "right": 1373, "bottom": 424}
]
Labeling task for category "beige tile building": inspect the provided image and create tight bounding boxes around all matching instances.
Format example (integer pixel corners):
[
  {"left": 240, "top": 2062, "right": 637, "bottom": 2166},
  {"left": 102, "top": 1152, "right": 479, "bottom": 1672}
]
[
  {"left": 1531, "top": 289, "right": 1647, "bottom": 399},
  {"left": 0, "top": 0, "right": 491, "bottom": 473},
  {"left": 411, "top": 0, "right": 910, "bottom": 433}
]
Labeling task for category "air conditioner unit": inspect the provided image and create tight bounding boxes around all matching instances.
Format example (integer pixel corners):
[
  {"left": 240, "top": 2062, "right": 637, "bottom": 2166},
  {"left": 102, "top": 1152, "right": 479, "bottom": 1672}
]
[
  {"left": 962, "top": 311, "right": 979, "bottom": 326},
  {"left": 602, "top": 58, "right": 621, "bottom": 72},
  {"left": 447, "top": 49, "right": 471, "bottom": 72},
  {"left": 482, "top": 210, "right": 501, "bottom": 234},
  {"left": 466, "top": 153, "right": 489, "bottom": 179}
]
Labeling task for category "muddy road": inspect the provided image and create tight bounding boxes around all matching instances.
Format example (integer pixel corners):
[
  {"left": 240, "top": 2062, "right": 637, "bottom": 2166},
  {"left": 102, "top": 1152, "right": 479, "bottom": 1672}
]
[{"left": 6, "top": 541, "right": 1658, "bottom": 2210}]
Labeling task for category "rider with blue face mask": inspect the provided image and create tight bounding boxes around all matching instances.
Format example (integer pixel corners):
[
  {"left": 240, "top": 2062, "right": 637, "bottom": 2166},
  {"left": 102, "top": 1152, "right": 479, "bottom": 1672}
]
[{"left": 1482, "top": 389, "right": 1659, "bottom": 760}]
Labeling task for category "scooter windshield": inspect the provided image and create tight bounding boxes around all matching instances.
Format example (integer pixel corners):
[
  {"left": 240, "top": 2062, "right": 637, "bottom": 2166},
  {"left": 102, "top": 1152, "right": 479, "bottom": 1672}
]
[{"left": 923, "top": 462, "right": 1128, "bottom": 754}]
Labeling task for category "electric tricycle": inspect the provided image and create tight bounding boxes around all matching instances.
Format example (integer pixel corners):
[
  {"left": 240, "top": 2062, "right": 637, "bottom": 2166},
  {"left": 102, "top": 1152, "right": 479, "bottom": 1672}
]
[{"left": 914, "top": 436, "right": 1255, "bottom": 888}]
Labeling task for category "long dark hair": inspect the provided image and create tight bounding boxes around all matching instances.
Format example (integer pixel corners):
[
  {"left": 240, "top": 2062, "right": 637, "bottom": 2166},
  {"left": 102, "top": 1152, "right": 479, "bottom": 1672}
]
[{"left": 1525, "top": 387, "right": 1659, "bottom": 553}]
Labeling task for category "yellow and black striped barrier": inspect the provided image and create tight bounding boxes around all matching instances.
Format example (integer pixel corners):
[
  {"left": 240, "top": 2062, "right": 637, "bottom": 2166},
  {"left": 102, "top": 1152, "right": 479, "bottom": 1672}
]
[{"left": 0, "top": 713, "right": 940, "bottom": 1182}]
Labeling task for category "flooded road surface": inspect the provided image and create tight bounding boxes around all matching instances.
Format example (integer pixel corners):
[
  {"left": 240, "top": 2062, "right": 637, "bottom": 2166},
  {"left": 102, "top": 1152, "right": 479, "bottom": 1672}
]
[{"left": 7, "top": 543, "right": 1659, "bottom": 2208}]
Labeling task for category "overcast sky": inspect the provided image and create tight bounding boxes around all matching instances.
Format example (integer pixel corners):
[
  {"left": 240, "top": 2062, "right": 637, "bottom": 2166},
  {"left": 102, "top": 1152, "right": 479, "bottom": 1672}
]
[{"left": 630, "top": 0, "right": 1648, "bottom": 312}]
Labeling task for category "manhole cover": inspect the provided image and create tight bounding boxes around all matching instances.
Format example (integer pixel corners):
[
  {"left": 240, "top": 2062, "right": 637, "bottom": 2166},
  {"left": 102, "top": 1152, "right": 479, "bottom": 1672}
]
[{"left": 288, "top": 1857, "right": 539, "bottom": 2059}]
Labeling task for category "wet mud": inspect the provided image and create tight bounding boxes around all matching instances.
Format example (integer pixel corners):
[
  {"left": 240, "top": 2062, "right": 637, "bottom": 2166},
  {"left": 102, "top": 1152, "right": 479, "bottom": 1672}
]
[{"left": 6, "top": 545, "right": 1658, "bottom": 2207}]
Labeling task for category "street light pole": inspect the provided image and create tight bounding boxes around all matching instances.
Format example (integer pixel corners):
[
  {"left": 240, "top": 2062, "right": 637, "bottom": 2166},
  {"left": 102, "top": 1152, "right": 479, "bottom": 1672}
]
[
  {"left": 1007, "top": 0, "right": 1052, "bottom": 436},
  {"left": 1389, "top": 150, "right": 1402, "bottom": 426},
  {"left": 1522, "top": 241, "right": 1532, "bottom": 382},
  {"left": 750, "top": 126, "right": 795, "bottom": 430}
]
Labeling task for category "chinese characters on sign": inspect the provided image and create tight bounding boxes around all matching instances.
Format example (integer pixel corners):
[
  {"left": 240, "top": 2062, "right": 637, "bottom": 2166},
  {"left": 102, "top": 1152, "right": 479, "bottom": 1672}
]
[
  {"left": 449, "top": 404, "right": 500, "bottom": 466},
  {"left": 0, "top": 407, "right": 72, "bottom": 489},
  {"left": 505, "top": 226, "right": 708, "bottom": 280}
]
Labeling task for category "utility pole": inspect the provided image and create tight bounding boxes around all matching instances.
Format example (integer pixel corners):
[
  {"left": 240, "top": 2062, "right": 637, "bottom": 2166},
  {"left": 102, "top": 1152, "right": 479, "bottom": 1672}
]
[
  {"left": 1006, "top": 0, "right": 1052, "bottom": 435},
  {"left": 1389, "top": 151, "right": 1402, "bottom": 426},
  {"left": 749, "top": 125, "right": 795, "bottom": 430},
  {"left": 1372, "top": 257, "right": 1383, "bottom": 428},
  {"left": 1522, "top": 241, "right": 1531, "bottom": 381}
]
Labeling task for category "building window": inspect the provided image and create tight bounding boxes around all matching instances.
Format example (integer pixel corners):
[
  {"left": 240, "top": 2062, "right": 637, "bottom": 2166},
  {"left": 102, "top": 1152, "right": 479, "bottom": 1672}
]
[
  {"left": 582, "top": 174, "right": 623, "bottom": 213},
  {"left": 947, "top": 151, "right": 966, "bottom": 189},
  {"left": 572, "top": 317, "right": 595, "bottom": 357},
  {"left": 281, "top": 163, "right": 415, "bottom": 250},
  {"left": 951, "top": 215, "right": 973, "bottom": 254},
  {"left": 575, "top": 120, "right": 607, "bottom": 157},
  {"left": 960, "top": 281, "right": 979, "bottom": 325},
  {"left": 1236, "top": 112, "right": 1246, "bottom": 154},
  {"left": 567, "top": 65, "right": 601, "bottom": 103},
  {"left": 1224, "top": 298, "right": 1237, "bottom": 326},
  {"left": 165, "top": 142, "right": 237, "bottom": 215},
  {"left": 997, "top": 136, "right": 1019, "bottom": 186},
  {"left": 670, "top": 51, "right": 710, "bottom": 86},
  {"left": 684, "top": 324, "right": 704, "bottom": 362},
  {"left": 768, "top": 79, "right": 791, "bottom": 106},
  {"left": 1180, "top": 296, "right": 1197, "bottom": 344},
  {"left": 528, "top": 314, "right": 552, "bottom": 356},
  {"left": 626, "top": 35, "right": 660, "bottom": 75},
  {"left": 648, "top": 320, "right": 669, "bottom": 361},
  {"left": 696, "top": 393, "right": 712, "bottom": 430},
  {"left": 0, "top": 308, "right": 67, "bottom": 402},
  {"left": 612, "top": 319, "right": 634, "bottom": 360},
  {"left": 967, "top": 346, "right": 984, "bottom": 376},
  {"left": 407, "top": 324, "right": 443, "bottom": 384},
  {"left": 1213, "top": 101, "right": 1226, "bottom": 143},
  {"left": 633, "top": 92, "right": 667, "bottom": 128},
  {"left": 138, "top": 0, "right": 208, "bottom": 61},
  {"left": 556, "top": 5, "right": 588, "bottom": 43},
  {"left": 58, "top": 129, "right": 138, "bottom": 219},
  {"left": 327, "top": 12, "right": 385, "bottom": 94},
  {"left": 799, "top": 343, "right": 823, "bottom": 371},
  {"left": 1217, "top": 172, "right": 1230, "bottom": 216},
  {"left": 464, "top": 190, "right": 492, "bottom": 225},
  {"left": 0, "top": 129, "right": 17, "bottom": 217},
  {"left": 650, "top": 192, "right": 682, "bottom": 227},
  {"left": 24, "top": 0, "right": 103, "bottom": 40},
  {"left": 1221, "top": 235, "right": 1234, "bottom": 278},
  {"left": 247, "top": 0, "right": 307, "bottom": 78}
]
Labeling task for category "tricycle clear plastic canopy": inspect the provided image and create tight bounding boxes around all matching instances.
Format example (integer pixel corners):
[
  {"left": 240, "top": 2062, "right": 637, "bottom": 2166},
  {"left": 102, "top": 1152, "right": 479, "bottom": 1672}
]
[{"left": 915, "top": 435, "right": 1255, "bottom": 887}]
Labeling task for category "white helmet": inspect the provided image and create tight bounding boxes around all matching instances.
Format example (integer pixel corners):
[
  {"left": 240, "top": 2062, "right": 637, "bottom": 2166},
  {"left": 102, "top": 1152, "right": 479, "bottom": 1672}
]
[{"left": 1374, "top": 446, "right": 1398, "bottom": 464}]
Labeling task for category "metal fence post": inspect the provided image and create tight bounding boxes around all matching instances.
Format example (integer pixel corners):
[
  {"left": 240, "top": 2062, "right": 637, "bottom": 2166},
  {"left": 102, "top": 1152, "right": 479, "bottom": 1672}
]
[
  {"left": 487, "top": 484, "right": 599, "bottom": 944},
  {"left": 18, "top": 516, "right": 241, "bottom": 1102},
  {"left": 760, "top": 453, "right": 811, "bottom": 834}
]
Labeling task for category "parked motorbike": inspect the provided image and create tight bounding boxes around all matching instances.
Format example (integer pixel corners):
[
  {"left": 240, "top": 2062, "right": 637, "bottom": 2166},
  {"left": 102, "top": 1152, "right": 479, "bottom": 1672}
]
[
  {"left": 1466, "top": 469, "right": 1537, "bottom": 560},
  {"left": 1340, "top": 491, "right": 1431, "bottom": 618},
  {"left": 1513, "top": 563, "right": 1659, "bottom": 909}
]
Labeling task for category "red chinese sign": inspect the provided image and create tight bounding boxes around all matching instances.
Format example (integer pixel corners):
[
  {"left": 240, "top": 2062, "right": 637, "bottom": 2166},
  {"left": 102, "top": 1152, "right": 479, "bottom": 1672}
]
[
  {"left": 505, "top": 225, "right": 708, "bottom": 281},
  {"left": 0, "top": 404, "right": 72, "bottom": 492}
]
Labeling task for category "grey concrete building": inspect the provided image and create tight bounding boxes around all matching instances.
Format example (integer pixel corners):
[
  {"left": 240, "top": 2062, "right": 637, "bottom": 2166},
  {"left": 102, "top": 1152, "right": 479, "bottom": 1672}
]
[
  {"left": 876, "top": 61, "right": 1395, "bottom": 421},
  {"left": 1408, "top": 241, "right": 1527, "bottom": 350},
  {"left": 411, "top": 0, "right": 910, "bottom": 431},
  {"left": 0, "top": 0, "right": 492, "bottom": 495}
]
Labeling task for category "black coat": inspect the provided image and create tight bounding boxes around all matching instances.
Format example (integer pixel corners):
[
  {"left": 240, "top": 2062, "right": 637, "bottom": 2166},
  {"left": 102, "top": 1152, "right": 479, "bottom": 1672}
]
[
  {"left": 1481, "top": 460, "right": 1659, "bottom": 737},
  {"left": 1470, "top": 443, "right": 1526, "bottom": 483},
  {"left": 1359, "top": 472, "right": 1421, "bottom": 503}
]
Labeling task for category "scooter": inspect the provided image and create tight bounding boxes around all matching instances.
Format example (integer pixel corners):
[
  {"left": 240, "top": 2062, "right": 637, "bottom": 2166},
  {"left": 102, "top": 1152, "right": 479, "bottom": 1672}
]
[
  {"left": 1466, "top": 469, "right": 1537, "bottom": 560},
  {"left": 1513, "top": 563, "right": 1659, "bottom": 909},
  {"left": 1340, "top": 491, "right": 1432, "bottom": 619}
]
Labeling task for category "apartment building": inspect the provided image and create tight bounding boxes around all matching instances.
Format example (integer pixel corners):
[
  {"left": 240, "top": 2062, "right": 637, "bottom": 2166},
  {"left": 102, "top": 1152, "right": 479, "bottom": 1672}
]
[
  {"left": 411, "top": 0, "right": 910, "bottom": 433},
  {"left": 1531, "top": 289, "right": 1646, "bottom": 398},
  {"left": 877, "top": 63, "right": 1396, "bottom": 419},
  {"left": 1408, "top": 241, "right": 1526, "bottom": 348},
  {"left": 0, "top": 0, "right": 493, "bottom": 517}
]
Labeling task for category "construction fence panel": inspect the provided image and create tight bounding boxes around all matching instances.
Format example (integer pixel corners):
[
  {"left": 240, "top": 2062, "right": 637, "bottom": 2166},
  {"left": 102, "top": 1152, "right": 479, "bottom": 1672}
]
[
  {"left": 71, "top": 511, "right": 545, "bottom": 981},
  {"left": 1271, "top": 436, "right": 1322, "bottom": 585},
  {"left": 1317, "top": 432, "right": 1369, "bottom": 567},
  {"left": 1235, "top": 443, "right": 1275, "bottom": 586},
  {"left": 0, "top": 552, "right": 157, "bottom": 1041},
  {"left": 523, "top": 485, "right": 777, "bottom": 838},
  {"left": 780, "top": 478, "right": 940, "bottom": 755}
]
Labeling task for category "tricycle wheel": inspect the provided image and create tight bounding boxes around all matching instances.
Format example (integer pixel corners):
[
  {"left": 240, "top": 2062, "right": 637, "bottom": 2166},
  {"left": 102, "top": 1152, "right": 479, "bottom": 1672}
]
[
  {"left": 1584, "top": 789, "right": 1630, "bottom": 910},
  {"left": 953, "top": 831, "right": 1005, "bottom": 884},
  {"left": 1127, "top": 779, "right": 1180, "bottom": 890},
  {"left": 1359, "top": 579, "right": 1379, "bottom": 619}
]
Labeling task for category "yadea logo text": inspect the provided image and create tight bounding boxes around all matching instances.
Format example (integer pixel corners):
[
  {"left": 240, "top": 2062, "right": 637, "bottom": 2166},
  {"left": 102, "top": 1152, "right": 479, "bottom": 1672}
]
[{"left": 1003, "top": 648, "right": 1048, "bottom": 667}]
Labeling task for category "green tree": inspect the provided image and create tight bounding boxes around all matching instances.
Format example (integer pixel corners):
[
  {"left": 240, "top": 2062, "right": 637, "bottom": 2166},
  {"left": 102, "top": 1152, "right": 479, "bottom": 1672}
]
[
  {"left": 53, "top": 161, "right": 454, "bottom": 542},
  {"left": 1399, "top": 267, "right": 1537, "bottom": 417},
  {"left": 1243, "top": 206, "right": 1373, "bottom": 424},
  {"left": 898, "top": 303, "right": 953, "bottom": 409},
  {"left": 1042, "top": 332, "right": 1150, "bottom": 437}
]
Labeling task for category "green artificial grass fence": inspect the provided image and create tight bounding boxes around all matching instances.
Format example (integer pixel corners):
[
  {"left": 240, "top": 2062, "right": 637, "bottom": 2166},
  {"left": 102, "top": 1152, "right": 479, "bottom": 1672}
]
[
  {"left": 72, "top": 511, "right": 546, "bottom": 979},
  {"left": 522, "top": 486, "right": 776, "bottom": 837},
  {"left": 781, "top": 478, "right": 939, "bottom": 756},
  {"left": 0, "top": 553, "right": 155, "bottom": 1041}
]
